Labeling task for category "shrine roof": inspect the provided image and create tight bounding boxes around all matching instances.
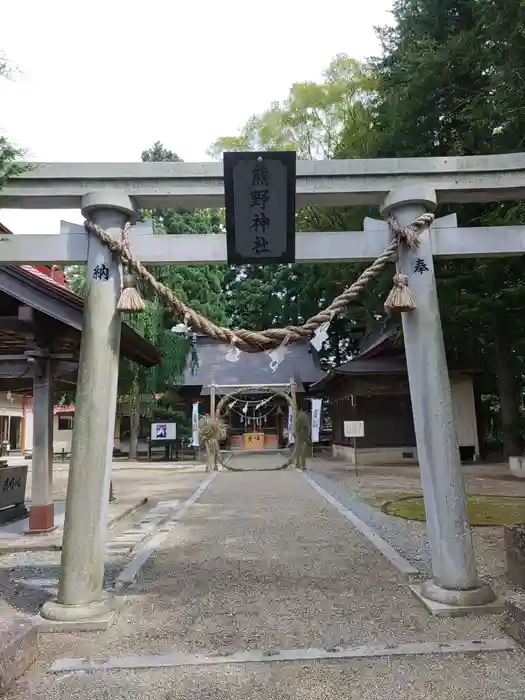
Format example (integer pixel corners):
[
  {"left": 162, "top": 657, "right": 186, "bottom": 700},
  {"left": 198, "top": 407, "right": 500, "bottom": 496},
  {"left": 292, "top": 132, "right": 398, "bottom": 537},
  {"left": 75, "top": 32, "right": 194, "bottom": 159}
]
[
  {"left": 180, "top": 335, "right": 324, "bottom": 394},
  {"left": 312, "top": 354, "right": 478, "bottom": 392},
  {"left": 0, "top": 264, "right": 161, "bottom": 367}
]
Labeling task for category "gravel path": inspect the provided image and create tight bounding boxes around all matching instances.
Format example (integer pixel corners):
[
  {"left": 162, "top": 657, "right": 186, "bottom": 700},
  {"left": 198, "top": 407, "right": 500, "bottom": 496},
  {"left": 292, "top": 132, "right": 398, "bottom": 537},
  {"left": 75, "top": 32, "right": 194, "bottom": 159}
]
[
  {"left": 305, "top": 469, "right": 433, "bottom": 575},
  {"left": 7, "top": 469, "right": 525, "bottom": 699},
  {"left": 16, "top": 656, "right": 525, "bottom": 700}
]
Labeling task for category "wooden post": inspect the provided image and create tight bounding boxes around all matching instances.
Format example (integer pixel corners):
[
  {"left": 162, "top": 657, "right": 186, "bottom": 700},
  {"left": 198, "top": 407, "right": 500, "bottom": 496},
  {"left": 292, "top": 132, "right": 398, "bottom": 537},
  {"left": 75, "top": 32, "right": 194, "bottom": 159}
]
[
  {"left": 20, "top": 394, "right": 27, "bottom": 455},
  {"left": 290, "top": 377, "right": 298, "bottom": 466},
  {"left": 27, "top": 358, "right": 54, "bottom": 533},
  {"left": 208, "top": 382, "right": 217, "bottom": 472},
  {"left": 210, "top": 381, "right": 216, "bottom": 419}
]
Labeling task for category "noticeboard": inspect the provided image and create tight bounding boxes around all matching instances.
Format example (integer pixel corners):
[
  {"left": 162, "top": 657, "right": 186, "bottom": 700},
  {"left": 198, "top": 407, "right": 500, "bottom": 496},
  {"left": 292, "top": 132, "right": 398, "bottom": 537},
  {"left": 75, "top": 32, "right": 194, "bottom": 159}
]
[
  {"left": 343, "top": 421, "right": 365, "bottom": 438},
  {"left": 150, "top": 422, "right": 177, "bottom": 441}
]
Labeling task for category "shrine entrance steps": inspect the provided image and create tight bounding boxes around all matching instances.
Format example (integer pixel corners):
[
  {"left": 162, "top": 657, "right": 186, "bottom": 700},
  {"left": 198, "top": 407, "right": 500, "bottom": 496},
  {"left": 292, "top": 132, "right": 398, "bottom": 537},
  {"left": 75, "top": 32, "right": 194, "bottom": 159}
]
[{"left": 10, "top": 469, "right": 525, "bottom": 699}]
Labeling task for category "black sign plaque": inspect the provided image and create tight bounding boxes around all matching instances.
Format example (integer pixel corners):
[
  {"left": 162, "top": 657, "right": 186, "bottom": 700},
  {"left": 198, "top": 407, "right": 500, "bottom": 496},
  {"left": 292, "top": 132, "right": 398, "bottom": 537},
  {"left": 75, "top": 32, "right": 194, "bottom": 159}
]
[{"left": 224, "top": 150, "right": 296, "bottom": 265}]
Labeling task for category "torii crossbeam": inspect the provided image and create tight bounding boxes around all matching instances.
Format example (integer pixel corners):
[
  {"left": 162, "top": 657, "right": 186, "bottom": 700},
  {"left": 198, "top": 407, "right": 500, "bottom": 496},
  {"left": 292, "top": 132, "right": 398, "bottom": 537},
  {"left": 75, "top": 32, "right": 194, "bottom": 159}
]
[
  {"left": 1, "top": 215, "right": 525, "bottom": 265},
  {"left": 2, "top": 154, "right": 524, "bottom": 627}
]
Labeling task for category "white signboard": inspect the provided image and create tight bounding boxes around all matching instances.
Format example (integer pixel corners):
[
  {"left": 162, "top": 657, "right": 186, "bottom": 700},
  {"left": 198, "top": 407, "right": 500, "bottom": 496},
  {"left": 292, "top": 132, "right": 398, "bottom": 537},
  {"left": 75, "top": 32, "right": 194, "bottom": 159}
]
[
  {"left": 287, "top": 406, "right": 295, "bottom": 445},
  {"left": 151, "top": 422, "right": 177, "bottom": 441},
  {"left": 343, "top": 420, "right": 364, "bottom": 438},
  {"left": 311, "top": 398, "right": 322, "bottom": 443},
  {"left": 191, "top": 402, "right": 200, "bottom": 447}
]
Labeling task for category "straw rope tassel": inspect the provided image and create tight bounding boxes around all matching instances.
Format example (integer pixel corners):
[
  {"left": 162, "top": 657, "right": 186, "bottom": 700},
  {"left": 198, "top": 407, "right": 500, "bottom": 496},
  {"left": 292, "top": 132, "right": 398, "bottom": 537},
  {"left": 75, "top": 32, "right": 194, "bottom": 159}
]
[
  {"left": 115, "top": 222, "right": 146, "bottom": 313},
  {"left": 383, "top": 213, "right": 434, "bottom": 314},
  {"left": 384, "top": 273, "right": 416, "bottom": 313},
  {"left": 117, "top": 265, "right": 146, "bottom": 313}
]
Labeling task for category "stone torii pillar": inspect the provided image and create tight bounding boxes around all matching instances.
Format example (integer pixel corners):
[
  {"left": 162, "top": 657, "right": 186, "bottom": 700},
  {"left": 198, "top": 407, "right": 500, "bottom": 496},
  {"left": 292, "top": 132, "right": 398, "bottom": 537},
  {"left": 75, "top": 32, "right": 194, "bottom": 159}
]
[
  {"left": 41, "top": 190, "right": 137, "bottom": 627},
  {"left": 381, "top": 186, "right": 497, "bottom": 612}
]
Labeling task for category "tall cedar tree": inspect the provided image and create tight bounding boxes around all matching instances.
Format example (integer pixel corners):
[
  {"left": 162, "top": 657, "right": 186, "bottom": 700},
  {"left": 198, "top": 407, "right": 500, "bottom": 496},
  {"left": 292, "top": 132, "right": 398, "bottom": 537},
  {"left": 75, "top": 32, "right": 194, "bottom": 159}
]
[{"left": 373, "top": 0, "right": 525, "bottom": 455}]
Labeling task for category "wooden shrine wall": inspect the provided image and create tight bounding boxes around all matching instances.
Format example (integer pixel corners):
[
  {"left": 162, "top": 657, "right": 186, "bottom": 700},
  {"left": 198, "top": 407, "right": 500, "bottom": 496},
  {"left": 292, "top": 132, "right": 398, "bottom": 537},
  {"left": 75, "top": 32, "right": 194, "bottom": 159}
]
[{"left": 329, "top": 375, "right": 415, "bottom": 449}]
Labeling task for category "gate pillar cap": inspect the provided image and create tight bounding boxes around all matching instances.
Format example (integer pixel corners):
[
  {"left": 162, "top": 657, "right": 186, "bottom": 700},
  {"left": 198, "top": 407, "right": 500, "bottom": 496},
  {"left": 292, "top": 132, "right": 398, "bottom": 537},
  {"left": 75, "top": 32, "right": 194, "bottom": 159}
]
[
  {"left": 81, "top": 190, "right": 139, "bottom": 223},
  {"left": 380, "top": 186, "right": 437, "bottom": 217}
]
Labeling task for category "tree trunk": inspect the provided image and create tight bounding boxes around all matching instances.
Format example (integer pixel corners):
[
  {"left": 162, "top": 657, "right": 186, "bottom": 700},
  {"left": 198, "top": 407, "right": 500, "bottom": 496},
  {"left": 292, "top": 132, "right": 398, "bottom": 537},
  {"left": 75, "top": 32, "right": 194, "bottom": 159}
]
[
  {"left": 495, "top": 329, "right": 523, "bottom": 458},
  {"left": 128, "top": 378, "right": 140, "bottom": 460},
  {"left": 129, "top": 409, "right": 140, "bottom": 460}
]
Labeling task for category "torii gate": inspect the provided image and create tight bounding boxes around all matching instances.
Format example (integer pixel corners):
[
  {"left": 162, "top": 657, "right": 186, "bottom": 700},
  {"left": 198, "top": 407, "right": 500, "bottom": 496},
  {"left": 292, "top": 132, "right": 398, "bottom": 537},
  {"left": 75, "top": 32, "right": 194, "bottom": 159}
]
[{"left": 2, "top": 154, "right": 525, "bottom": 626}]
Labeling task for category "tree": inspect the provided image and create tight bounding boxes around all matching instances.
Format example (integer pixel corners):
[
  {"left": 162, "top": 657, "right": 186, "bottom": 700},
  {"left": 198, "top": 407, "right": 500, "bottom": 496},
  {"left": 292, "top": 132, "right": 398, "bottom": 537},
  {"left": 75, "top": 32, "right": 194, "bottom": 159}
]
[
  {"left": 371, "top": 0, "right": 525, "bottom": 456},
  {"left": 0, "top": 54, "right": 27, "bottom": 191},
  {"left": 209, "top": 55, "right": 376, "bottom": 160},
  {"left": 210, "top": 55, "right": 381, "bottom": 366},
  {"left": 141, "top": 141, "right": 182, "bottom": 163},
  {"left": 116, "top": 143, "right": 230, "bottom": 457},
  {"left": 66, "top": 142, "right": 230, "bottom": 457}
]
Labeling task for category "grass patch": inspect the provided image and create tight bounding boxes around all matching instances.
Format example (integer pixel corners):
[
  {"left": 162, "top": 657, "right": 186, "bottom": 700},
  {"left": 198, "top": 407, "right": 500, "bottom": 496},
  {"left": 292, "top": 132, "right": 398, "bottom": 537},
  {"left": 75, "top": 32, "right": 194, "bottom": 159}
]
[
  {"left": 384, "top": 494, "right": 525, "bottom": 526},
  {"left": 362, "top": 491, "right": 422, "bottom": 509}
]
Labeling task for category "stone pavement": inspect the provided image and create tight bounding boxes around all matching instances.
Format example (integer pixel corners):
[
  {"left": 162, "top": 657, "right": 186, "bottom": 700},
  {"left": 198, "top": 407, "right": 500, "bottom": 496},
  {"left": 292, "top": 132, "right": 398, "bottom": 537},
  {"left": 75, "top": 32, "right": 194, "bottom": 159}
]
[
  {"left": 0, "top": 463, "right": 207, "bottom": 552},
  {"left": 0, "top": 499, "right": 147, "bottom": 553},
  {"left": 7, "top": 469, "right": 525, "bottom": 699}
]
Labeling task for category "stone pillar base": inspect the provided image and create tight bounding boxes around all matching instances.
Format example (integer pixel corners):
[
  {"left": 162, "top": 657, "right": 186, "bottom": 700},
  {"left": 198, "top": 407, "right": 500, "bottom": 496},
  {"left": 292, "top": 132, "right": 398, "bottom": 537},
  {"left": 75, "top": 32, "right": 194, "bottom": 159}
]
[
  {"left": 26, "top": 503, "right": 55, "bottom": 534},
  {"left": 38, "top": 592, "right": 119, "bottom": 632},
  {"left": 411, "top": 580, "right": 504, "bottom": 617}
]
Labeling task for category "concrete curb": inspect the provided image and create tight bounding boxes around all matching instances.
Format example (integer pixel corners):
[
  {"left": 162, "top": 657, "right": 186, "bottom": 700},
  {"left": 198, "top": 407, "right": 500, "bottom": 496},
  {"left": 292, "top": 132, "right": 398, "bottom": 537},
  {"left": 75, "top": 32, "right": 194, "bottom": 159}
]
[
  {"left": 48, "top": 637, "right": 516, "bottom": 673},
  {"left": 115, "top": 475, "right": 216, "bottom": 591},
  {"left": 503, "top": 593, "right": 525, "bottom": 647},
  {"left": 0, "top": 616, "right": 38, "bottom": 694},
  {"left": 107, "top": 498, "right": 148, "bottom": 530},
  {"left": 0, "top": 498, "right": 149, "bottom": 554}
]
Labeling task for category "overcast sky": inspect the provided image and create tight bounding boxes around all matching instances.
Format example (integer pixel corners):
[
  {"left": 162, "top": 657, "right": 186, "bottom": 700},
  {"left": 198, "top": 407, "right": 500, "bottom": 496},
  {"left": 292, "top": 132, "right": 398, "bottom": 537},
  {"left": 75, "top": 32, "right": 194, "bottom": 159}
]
[{"left": 0, "top": 0, "right": 393, "bottom": 235}]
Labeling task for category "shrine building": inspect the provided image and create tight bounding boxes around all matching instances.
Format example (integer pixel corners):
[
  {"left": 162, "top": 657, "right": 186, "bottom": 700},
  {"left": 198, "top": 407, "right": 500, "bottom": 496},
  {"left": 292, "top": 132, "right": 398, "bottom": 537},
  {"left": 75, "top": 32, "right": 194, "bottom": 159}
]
[
  {"left": 313, "top": 321, "right": 480, "bottom": 465},
  {"left": 178, "top": 333, "right": 324, "bottom": 450}
]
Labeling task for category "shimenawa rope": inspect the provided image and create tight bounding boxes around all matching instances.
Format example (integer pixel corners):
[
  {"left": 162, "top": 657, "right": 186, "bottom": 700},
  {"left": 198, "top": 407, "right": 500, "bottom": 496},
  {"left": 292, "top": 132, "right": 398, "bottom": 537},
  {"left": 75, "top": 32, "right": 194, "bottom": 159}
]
[{"left": 84, "top": 212, "right": 434, "bottom": 353}]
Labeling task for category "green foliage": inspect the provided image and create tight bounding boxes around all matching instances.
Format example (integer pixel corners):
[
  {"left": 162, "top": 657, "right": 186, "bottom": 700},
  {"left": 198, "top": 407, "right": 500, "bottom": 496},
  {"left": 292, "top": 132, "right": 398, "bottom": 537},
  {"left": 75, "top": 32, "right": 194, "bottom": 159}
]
[
  {"left": 206, "top": 2, "right": 525, "bottom": 454},
  {"left": 210, "top": 55, "right": 381, "bottom": 366},
  {"left": 64, "top": 143, "right": 229, "bottom": 422},
  {"left": 64, "top": 265, "right": 86, "bottom": 295},
  {"left": 384, "top": 494, "right": 525, "bottom": 527},
  {"left": 0, "top": 54, "right": 30, "bottom": 191},
  {"left": 141, "top": 141, "right": 182, "bottom": 163},
  {"left": 209, "top": 55, "right": 376, "bottom": 160},
  {"left": 0, "top": 136, "right": 26, "bottom": 191},
  {"left": 369, "top": 0, "right": 525, "bottom": 455},
  {"left": 116, "top": 142, "right": 230, "bottom": 422}
]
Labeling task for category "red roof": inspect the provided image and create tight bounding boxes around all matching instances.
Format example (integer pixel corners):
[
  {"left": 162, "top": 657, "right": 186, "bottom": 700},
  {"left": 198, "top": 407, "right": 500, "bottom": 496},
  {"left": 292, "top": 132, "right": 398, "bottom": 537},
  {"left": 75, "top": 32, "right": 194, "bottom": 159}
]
[
  {"left": 0, "top": 221, "right": 161, "bottom": 368},
  {"left": 0, "top": 221, "right": 69, "bottom": 290}
]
